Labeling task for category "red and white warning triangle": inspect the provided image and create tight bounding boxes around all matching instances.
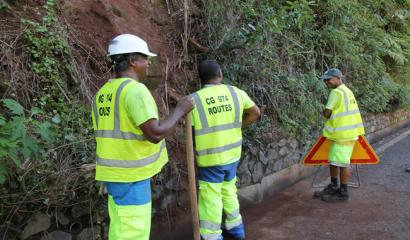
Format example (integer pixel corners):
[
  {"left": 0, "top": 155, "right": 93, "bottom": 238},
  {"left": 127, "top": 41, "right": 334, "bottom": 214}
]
[{"left": 303, "top": 135, "right": 380, "bottom": 165}]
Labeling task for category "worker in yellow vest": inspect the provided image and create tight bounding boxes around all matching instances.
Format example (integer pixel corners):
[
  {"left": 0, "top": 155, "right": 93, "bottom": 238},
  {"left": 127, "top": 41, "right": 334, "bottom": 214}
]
[
  {"left": 91, "top": 34, "right": 193, "bottom": 240},
  {"left": 320, "top": 68, "right": 365, "bottom": 202},
  {"left": 191, "top": 60, "right": 261, "bottom": 240}
]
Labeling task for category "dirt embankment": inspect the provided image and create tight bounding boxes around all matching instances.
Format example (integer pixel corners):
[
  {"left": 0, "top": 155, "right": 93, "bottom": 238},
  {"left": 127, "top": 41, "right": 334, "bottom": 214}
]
[
  {"left": 1, "top": 0, "right": 200, "bottom": 239},
  {"left": 63, "top": 0, "right": 199, "bottom": 238},
  {"left": 64, "top": 0, "right": 195, "bottom": 91}
]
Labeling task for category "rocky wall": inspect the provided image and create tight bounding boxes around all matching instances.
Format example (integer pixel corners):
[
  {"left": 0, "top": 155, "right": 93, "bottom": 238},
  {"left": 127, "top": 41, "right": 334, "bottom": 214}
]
[
  {"left": 363, "top": 109, "right": 410, "bottom": 142},
  {"left": 238, "top": 135, "right": 309, "bottom": 187}
]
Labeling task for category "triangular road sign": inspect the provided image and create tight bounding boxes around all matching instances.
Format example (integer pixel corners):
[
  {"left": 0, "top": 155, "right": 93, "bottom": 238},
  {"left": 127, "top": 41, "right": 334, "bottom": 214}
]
[{"left": 303, "top": 135, "right": 380, "bottom": 165}]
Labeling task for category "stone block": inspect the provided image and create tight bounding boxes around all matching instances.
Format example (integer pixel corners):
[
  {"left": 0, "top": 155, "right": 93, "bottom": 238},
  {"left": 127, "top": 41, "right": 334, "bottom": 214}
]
[{"left": 252, "top": 162, "right": 264, "bottom": 183}]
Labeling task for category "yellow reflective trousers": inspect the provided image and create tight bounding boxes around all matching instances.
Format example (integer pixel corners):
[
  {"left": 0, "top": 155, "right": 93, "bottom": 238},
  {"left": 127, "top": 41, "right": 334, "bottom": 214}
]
[
  {"left": 198, "top": 162, "right": 245, "bottom": 240},
  {"left": 108, "top": 196, "right": 151, "bottom": 240}
]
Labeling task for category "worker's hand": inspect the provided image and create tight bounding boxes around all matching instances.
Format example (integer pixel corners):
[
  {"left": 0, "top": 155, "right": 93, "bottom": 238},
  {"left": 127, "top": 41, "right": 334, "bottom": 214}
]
[{"left": 176, "top": 96, "right": 195, "bottom": 114}]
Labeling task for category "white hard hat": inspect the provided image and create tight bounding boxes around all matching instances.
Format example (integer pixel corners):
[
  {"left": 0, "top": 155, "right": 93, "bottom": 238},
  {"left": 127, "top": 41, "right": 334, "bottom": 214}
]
[{"left": 107, "top": 34, "right": 157, "bottom": 57}]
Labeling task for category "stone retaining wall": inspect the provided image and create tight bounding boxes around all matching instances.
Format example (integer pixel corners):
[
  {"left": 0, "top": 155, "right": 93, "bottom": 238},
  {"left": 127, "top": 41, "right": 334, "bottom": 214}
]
[{"left": 363, "top": 109, "right": 410, "bottom": 143}]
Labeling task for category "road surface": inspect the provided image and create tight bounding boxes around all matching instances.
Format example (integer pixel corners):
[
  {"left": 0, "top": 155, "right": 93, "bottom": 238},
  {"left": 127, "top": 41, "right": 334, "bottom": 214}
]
[
  {"left": 244, "top": 128, "right": 410, "bottom": 240},
  {"left": 158, "top": 127, "right": 410, "bottom": 240}
]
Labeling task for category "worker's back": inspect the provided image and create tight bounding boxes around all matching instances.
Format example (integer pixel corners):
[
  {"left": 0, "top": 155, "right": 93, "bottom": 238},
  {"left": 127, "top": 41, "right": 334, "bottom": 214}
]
[{"left": 191, "top": 84, "right": 253, "bottom": 167}]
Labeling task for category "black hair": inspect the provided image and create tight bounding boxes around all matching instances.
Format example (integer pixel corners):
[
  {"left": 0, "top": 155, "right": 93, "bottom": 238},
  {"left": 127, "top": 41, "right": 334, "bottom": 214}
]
[
  {"left": 109, "top": 53, "right": 146, "bottom": 72},
  {"left": 197, "top": 60, "right": 221, "bottom": 83}
]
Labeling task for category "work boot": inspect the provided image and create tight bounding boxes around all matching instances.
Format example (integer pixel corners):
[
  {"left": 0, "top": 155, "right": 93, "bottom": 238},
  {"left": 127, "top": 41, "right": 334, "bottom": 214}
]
[
  {"left": 314, "top": 184, "right": 338, "bottom": 198},
  {"left": 321, "top": 188, "right": 349, "bottom": 202},
  {"left": 222, "top": 228, "right": 245, "bottom": 240}
]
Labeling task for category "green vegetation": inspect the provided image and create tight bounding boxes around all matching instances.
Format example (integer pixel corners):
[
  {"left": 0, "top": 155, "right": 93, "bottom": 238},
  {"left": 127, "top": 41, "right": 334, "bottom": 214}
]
[
  {"left": 0, "top": 0, "right": 97, "bottom": 229},
  {"left": 194, "top": 0, "right": 410, "bottom": 140},
  {"left": 0, "top": 99, "right": 56, "bottom": 184},
  {"left": 1, "top": 0, "right": 410, "bottom": 235}
]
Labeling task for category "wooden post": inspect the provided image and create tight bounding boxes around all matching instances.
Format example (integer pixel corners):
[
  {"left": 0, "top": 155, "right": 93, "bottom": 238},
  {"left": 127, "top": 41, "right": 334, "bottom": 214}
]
[{"left": 185, "top": 114, "right": 200, "bottom": 240}]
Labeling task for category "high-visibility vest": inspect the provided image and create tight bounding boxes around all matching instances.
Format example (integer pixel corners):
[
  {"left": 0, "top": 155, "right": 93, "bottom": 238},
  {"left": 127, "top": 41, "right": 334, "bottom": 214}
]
[
  {"left": 91, "top": 78, "right": 168, "bottom": 182},
  {"left": 191, "top": 84, "right": 244, "bottom": 167},
  {"left": 323, "top": 84, "right": 365, "bottom": 141}
]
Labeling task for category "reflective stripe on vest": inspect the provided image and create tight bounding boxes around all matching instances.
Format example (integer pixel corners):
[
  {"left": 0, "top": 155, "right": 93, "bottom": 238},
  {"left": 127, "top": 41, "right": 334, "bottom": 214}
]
[
  {"left": 192, "top": 85, "right": 241, "bottom": 136},
  {"left": 114, "top": 80, "right": 131, "bottom": 130},
  {"left": 338, "top": 87, "right": 349, "bottom": 112},
  {"left": 195, "top": 139, "right": 243, "bottom": 156},
  {"left": 95, "top": 130, "right": 145, "bottom": 140},
  {"left": 324, "top": 122, "right": 364, "bottom": 133},
  {"left": 330, "top": 109, "right": 360, "bottom": 120},
  {"left": 94, "top": 79, "right": 146, "bottom": 141},
  {"left": 96, "top": 142, "right": 166, "bottom": 168}
]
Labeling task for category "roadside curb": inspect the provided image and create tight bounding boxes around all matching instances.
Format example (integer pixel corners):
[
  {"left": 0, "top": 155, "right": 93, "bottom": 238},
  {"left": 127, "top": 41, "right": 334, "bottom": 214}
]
[{"left": 374, "top": 128, "right": 410, "bottom": 155}]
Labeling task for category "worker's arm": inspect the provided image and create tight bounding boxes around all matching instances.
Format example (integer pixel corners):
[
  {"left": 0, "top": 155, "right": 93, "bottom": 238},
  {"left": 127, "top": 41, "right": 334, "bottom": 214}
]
[
  {"left": 140, "top": 96, "right": 194, "bottom": 143},
  {"left": 242, "top": 105, "right": 261, "bottom": 128},
  {"left": 323, "top": 90, "right": 338, "bottom": 119},
  {"left": 323, "top": 109, "right": 332, "bottom": 119}
]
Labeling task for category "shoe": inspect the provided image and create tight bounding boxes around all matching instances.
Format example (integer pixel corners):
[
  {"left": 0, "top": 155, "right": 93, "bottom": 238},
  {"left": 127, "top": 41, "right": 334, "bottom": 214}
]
[
  {"left": 321, "top": 188, "right": 349, "bottom": 202},
  {"left": 314, "top": 184, "right": 338, "bottom": 198},
  {"left": 222, "top": 228, "right": 245, "bottom": 240}
]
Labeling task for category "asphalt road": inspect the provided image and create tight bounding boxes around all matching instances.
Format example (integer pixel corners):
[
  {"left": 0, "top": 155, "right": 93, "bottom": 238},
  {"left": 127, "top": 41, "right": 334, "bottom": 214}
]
[{"left": 243, "top": 128, "right": 410, "bottom": 240}]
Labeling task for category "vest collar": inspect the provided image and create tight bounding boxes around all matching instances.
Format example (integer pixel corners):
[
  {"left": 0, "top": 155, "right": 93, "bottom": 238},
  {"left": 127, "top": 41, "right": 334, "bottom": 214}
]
[
  {"left": 109, "top": 77, "right": 139, "bottom": 83},
  {"left": 203, "top": 83, "right": 222, "bottom": 88},
  {"left": 336, "top": 83, "right": 345, "bottom": 89}
]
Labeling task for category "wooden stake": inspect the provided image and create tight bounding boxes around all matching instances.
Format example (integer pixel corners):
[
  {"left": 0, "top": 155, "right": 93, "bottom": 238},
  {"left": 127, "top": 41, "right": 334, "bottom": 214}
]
[
  {"left": 183, "top": 0, "right": 189, "bottom": 59},
  {"left": 185, "top": 114, "right": 200, "bottom": 240}
]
